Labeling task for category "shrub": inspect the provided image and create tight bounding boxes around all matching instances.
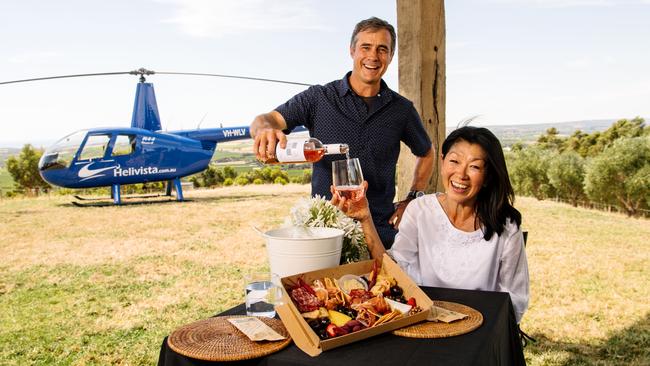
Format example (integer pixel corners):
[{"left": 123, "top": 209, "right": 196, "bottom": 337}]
[
  {"left": 584, "top": 136, "right": 650, "bottom": 216},
  {"left": 547, "top": 152, "right": 586, "bottom": 206},
  {"left": 234, "top": 176, "right": 250, "bottom": 186}
]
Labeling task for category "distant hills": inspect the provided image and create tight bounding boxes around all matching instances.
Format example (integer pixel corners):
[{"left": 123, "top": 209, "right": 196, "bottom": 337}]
[
  {"left": 471, "top": 119, "right": 616, "bottom": 146},
  {"left": 0, "top": 148, "right": 21, "bottom": 168}
]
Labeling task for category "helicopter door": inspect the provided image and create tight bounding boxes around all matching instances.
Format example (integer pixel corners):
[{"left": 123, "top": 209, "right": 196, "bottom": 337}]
[
  {"left": 110, "top": 134, "right": 136, "bottom": 157},
  {"left": 77, "top": 134, "right": 112, "bottom": 161}
]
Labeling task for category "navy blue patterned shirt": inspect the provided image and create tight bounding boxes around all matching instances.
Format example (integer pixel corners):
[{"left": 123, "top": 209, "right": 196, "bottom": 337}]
[{"left": 276, "top": 72, "right": 432, "bottom": 248}]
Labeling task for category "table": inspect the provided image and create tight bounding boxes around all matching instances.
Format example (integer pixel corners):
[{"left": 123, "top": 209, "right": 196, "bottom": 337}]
[{"left": 158, "top": 287, "right": 525, "bottom": 366}]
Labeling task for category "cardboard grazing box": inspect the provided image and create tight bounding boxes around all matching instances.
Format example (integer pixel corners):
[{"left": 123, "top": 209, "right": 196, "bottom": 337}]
[{"left": 275, "top": 254, "right": 433, "bottom": 356}]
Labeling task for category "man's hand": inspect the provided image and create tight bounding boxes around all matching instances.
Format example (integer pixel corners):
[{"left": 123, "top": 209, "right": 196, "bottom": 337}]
[
  {"left": 250, "top": 111, "right": 289, "bottom": 162},
  {"left": 389, "top": 199, "right": 412, "bottom": 228},
  {"left": 253, "top": 128, "right": 287, "bottom": 161}
]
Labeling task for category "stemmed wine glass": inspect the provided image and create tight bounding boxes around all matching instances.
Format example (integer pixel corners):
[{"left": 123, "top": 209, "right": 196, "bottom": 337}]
[{"left": 332, "top": 158, "right": 364, "bottom": 202}]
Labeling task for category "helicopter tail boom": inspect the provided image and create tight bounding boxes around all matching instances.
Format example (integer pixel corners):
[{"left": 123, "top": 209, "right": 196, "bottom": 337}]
[{"left": 168, "top": 127, "right": 251, "bottom": 143}]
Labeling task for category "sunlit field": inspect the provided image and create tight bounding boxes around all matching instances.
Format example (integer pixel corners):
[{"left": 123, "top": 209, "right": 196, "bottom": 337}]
[{"left": 0, "top": 186, "right": 648, "bottom": 365}]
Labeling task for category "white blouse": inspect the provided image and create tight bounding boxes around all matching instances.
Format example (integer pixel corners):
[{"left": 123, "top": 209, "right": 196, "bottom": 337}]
[{"left": 388, "top": 193, "right": 529, "bottom": 323}]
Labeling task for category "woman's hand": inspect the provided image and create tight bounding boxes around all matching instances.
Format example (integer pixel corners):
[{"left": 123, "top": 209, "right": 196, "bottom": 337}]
[{"left": 330, "top": 181, "right": 371, "bottom": 222}]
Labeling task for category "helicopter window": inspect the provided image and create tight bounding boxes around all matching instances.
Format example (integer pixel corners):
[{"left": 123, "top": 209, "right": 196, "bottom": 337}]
[
  {"left": 79, "top": 134, "right": 111, "bottom": 161},
  {"left": 39, "top": 130, "right": 87, "bottom": 170},
  {"left": 112, "top": 134, "right": 136, "bottom": 157}
]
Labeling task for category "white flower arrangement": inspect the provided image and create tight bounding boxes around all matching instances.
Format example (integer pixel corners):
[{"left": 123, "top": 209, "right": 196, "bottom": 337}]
[{"left": 286, "top": 195, "right": 370, "bottom": 263}]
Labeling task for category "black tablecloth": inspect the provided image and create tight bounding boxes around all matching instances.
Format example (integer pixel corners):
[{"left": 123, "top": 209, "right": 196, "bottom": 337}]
[{"left": 158, "top": 287, "right": 525, "bottom": 366}]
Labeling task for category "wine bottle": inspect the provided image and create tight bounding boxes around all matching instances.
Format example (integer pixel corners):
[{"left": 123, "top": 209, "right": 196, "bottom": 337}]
[{"left": 261, "top": 137, "right": 349, "bottom": 164}]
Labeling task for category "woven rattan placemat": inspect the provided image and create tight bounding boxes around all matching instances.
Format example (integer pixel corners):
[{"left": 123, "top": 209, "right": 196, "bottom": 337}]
[
  {"left": 167, "top": 315, "right": 292, "bottom": 361},
  {"left": 392, "top": 301, "right": 483, "bottom": 338}
]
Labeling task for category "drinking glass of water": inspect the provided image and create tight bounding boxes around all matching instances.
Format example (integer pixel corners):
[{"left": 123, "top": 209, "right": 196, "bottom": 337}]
[
  {"left": 332, "top": 158, "right": 364, "bottom": 202},
  {"left": 245, "top": 272, "right": 281, "bottom": 318}
]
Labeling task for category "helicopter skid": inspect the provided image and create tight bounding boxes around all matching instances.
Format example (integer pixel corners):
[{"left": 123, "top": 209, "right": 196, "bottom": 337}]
[
  {"left": 73, "top": 193, "right": 164, "bottom": 201},
  {"left": 71, "top": 195, "right": 189, "bottom": 207}
]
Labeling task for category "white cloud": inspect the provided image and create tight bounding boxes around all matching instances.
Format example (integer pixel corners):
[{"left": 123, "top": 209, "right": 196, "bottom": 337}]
[{"left": 160, "top": 0, "right": 328, "bottom": 38}]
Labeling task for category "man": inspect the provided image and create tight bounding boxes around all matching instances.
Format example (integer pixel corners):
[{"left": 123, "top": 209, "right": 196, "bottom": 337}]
[{"left": 251, "top": 17, "right": 433, "bottom": 248}]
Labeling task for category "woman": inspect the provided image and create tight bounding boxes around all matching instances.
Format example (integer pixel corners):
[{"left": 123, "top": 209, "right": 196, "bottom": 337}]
[{"left": 332, "top": 126, "right": 529, "bottom": 323}]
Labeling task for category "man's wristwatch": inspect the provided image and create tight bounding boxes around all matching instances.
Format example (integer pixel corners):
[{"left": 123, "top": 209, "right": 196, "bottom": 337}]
[{"left": 406, "top": 190, "right": 425, "bottom": 200}]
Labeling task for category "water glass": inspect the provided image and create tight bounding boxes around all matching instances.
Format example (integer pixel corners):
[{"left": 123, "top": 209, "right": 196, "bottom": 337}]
[{"left": 244, "top": 272, "right": 281, "bottom": 318}]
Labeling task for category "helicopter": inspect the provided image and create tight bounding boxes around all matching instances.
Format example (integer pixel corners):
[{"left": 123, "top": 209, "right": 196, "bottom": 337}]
[{"left": 1, "top": 68, "right": 310, "bottom": 205}]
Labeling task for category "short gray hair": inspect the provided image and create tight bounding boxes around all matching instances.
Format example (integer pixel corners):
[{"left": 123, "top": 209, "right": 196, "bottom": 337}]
[{"left": 350, "top": 17, "right": 396, "bottom": 56}]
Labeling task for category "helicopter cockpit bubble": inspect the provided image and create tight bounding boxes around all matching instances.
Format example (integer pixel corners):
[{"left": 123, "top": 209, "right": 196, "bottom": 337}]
[{"left": 38, "top": 130, "right": 87, "bottom": 171}]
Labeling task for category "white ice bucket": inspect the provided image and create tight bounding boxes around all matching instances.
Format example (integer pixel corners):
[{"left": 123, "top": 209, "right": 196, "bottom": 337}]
[{"left": 262, "top": 226, "right": 344, "bottom": 278}]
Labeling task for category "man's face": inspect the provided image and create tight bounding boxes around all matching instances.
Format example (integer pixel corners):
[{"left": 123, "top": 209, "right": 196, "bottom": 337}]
[{"left": 349, "top": 29, "right": 393, "bottom": 88}]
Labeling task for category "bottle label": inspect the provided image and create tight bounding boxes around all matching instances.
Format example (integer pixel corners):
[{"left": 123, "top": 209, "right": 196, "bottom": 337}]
[
  {"left": 276, "top": 138, "right": 307, "bottom": 162},
  {"left": 324, "top": 144, "right": 347, "bottom": 155}
]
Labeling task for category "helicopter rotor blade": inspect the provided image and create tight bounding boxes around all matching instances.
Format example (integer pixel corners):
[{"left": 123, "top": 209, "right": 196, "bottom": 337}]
[
  {"left": 0, "top": 71, "right": 134, "bottom": 85},
  {"left": 0, "top": 68, "right": 312, "bottom": 87},
  {"left": 154, "top": 71, "right": 312, "bottom": 87}
]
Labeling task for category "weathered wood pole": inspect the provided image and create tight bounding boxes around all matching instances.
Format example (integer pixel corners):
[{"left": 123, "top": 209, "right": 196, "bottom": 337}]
[{"left": 396, "top": 0, "right": 446, "bottom": 197}]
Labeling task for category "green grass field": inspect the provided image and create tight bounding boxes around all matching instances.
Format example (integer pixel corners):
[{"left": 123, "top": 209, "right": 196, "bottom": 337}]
[
  {"left": 0, "top": 186, "right": 648, "bottom": 365},
  {"left": 0, "top": 168, "right": 14, "bottom": 192}
]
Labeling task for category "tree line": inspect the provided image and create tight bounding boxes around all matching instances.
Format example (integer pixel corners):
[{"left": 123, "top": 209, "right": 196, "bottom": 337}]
[
  {"left": 188, "top": 165, "right": 311, "bottom": 187},
  {"left": 3, "top": 118, "right": 648, "bottom": 218},
  {"left": 506, "top": 117, "right": 649, "bottom": 217}
]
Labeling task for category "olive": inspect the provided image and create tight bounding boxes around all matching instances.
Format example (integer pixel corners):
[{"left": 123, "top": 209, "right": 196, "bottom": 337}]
[
  {"left": 308, "top": 319, "right": 321, "bottom": 330},
  {"left": 389, "top": 285, "right": 403, "bottom": 297},
  {"left": 318, "top": 329, "right": 329, "bottom": 340},
  {"left": 319, "top": 317, "right": 331, "bottom": 327}
]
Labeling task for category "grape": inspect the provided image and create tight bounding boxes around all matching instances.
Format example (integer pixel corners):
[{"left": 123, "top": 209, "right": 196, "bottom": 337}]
[{"left": 389, "top": 285, "right": 403, "bottom": 297}]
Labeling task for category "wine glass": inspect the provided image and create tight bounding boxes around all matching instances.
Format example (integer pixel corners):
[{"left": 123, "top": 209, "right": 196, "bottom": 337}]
[{"left": 332, "top": 158, "right": 364, "bottom": 202}]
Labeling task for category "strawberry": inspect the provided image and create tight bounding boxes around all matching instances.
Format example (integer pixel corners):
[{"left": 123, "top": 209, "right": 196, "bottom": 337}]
[
  {"left": 326, "top": 324, "right": 337, "bottom": 338},
  {"left": 407, "top": 297, "right": 417, "bottom": 307}
]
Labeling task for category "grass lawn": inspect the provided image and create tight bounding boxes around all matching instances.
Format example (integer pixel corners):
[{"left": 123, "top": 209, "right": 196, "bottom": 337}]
[
  {"left": 0, "top": 168, "right": 14, "bottom": 192},
  {"left": 0, "top": 186, "right": 648, "bottom": 365}
]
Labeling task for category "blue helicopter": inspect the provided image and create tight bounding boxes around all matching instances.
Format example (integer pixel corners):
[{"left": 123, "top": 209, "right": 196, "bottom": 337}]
[{"left": 2, "top": 68, "right": 310, "bottom": 205}]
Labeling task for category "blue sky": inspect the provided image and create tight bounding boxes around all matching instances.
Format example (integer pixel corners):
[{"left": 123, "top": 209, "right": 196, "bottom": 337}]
[{"left": 0, "top": 0, "right": 648, "bottom": 147}]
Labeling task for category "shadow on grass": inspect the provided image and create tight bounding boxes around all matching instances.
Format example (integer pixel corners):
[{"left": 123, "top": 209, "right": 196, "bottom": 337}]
[
  {"left": 525, "top": 312, "right": 650, "bottom": 365},
  {"left": 60, "top": 192, "right": 289, "bottom": 207}
]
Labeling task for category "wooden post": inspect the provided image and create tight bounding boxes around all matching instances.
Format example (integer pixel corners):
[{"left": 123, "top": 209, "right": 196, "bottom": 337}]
[{"left": 396, "top": 0, "right": 446, "bottom": 198}]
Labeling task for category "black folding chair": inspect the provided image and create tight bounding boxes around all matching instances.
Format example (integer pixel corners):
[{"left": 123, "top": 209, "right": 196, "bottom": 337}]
[{"left": 518, "top": 230, "right": 536, "bottom": 347}]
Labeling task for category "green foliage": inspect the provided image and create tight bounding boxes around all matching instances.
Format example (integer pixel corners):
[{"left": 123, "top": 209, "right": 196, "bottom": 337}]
[
  {"left": 5, "top": 144, "right": 51, "bottom": 195},
  {"left": 189, "top": 165, "right": 224, "bottom": 188},
  {"left": 511, "top": 118, "right": 650, "bottom": 216},
  {"left": 122, "top": 182, "right": 165, "bottom": 194},
  {"left": 537, "top": 127, "right": 565, "bottom": 151},
  {"left": 584, "top": 136, "right": 650, "bottom": 216},
  {"left": 547, "top": 152, "right": 586, "bottom": 206},
  {"left": 234, "top": 176, "right": 250, "bottom": 185},
  {"left": 507, "top": 146, "right": 556, "bottom": 200},
  {"left": 533, "top": 117, "right": 647, "bottom": 159},
  {"left": 188, "top": 165, "right": 300, "bottom": 188},
  {"left": 222, "top": 166, "right": 237, "bottom": 180},
  {"left": 565, "top": 117, "right": 647, "bottom": 157},
  {"left": 300, "top": 169, "right": 312, "bottom": 184},
  {"left": 274, "top": 176, "right": 288, "bottom": 185}
]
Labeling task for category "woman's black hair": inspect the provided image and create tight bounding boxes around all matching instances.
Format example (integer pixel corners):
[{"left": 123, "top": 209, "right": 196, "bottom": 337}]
[{"left": 441, "top": 126, "right": 522, "bottom": 240}]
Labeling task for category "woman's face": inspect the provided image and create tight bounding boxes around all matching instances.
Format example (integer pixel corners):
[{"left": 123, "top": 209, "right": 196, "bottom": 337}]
[{"left": 441, "top": 140, "right": 488, "bottom": 207}]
